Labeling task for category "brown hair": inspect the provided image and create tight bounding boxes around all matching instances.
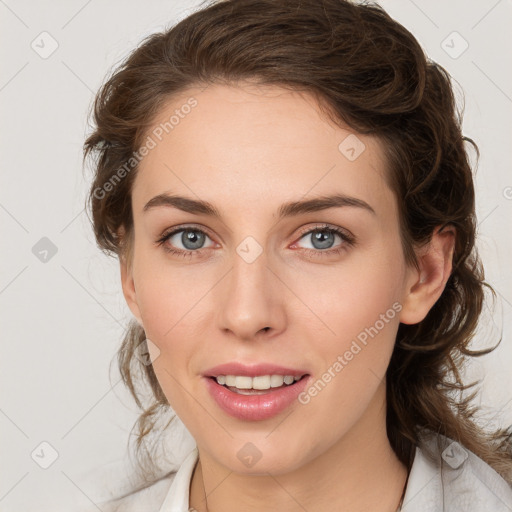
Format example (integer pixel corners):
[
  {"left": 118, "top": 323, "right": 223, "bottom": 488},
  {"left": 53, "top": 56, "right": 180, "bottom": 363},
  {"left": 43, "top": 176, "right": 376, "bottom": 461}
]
[{"left": 83, "top": 0, "right": 512, "bottom": 490}]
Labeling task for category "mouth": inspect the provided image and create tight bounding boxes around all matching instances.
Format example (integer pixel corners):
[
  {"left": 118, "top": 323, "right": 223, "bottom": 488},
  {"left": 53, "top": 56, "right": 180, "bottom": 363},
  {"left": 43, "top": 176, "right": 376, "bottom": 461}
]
[
  {"left": 209, "top": 374, "right": 308, "bottom": 395},
  {"left": 203, "top": 371, "right": 312, "bottom": 421}
]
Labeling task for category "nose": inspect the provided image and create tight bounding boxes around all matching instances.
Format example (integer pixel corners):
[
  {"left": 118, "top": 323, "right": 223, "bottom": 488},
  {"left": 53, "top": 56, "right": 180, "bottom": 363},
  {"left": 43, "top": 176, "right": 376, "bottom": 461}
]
[{"left": 215, "top": 247, "right": 286, "bottom": 342}]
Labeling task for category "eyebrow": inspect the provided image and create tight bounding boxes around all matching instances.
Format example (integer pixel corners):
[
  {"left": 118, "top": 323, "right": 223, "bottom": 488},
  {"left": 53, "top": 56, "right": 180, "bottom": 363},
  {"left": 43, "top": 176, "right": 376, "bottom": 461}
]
[{"left": 142, "top": 192, "right": 376, "bottom": 219}]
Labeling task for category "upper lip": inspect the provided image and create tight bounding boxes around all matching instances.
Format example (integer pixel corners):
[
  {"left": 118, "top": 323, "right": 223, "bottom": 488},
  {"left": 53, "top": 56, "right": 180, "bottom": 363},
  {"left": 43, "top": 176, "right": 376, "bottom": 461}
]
[{"left": 203, "top": 362, "right": 309, "bottom": 378}]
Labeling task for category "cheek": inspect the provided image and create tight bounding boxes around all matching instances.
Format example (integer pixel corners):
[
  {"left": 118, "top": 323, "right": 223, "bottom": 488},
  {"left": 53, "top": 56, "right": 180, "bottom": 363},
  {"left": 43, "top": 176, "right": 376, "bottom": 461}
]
[
  {"left": 133, "top": 253, "right": 212, "bottom": 339},
  {"left": 291, "top": 250, "right": 404, "bottom": 339},
  {"left": 335, "top": 273, "right": 401, "bottom": 343},
  {"left": 283, "top": 247, "right": 405, "bottom": 393},
  {"left": 291, "top": 262, "right": 403, "bottom": 433},
  {"left": 133, "top": 263, "right": 202, "bottom": 408}
]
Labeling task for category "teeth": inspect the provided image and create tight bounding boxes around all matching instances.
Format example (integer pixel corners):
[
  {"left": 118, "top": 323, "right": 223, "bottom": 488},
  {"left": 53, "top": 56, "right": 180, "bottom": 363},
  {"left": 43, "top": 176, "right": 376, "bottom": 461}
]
[
  {"left": 235, "top": 376, "right": 253, "bottom": 389},
  {"left": 225, "top": 375, "right": 236, "bottom": 386},
  {"left": 253, "top": 375, "right": 271, "bottom": 389},
  {"left": 215, "top": 374, "right": 303, "bottom": 390},
  {"left": 283, "top": 375, "right": 294, "bottom": 385}
]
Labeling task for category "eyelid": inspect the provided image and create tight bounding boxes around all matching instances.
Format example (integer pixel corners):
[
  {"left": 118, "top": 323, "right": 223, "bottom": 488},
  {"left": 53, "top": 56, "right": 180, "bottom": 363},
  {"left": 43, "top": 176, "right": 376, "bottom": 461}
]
[
  {"left": 157, "top": 223, "right": 216, "bottom": 242},
  {"left": 157, "top": 222, "right": 352, "bottom": 242},
  {"left": 295, "top": 222, "right": 353, "bottom": 238},
  {"left": 156, "top": 222, "right": 355, "bottom": 256},
  {"left": 292, "top": 223, "right": 355, "bottom": 246}
]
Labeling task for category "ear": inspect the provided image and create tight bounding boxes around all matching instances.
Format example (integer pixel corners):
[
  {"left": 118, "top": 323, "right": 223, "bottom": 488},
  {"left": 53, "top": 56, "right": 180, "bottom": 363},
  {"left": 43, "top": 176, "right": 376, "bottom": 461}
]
[
  {"left": 118, "top": 227, "right": 144, "bottom": 327},
  {"left": 399, "top": 224, "right": 456, "bottom": 325}
]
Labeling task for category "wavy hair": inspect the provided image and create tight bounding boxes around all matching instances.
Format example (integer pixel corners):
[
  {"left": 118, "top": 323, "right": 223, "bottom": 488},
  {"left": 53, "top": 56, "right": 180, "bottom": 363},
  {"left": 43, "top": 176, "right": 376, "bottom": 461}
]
[{"left": 83, "top": 0, "right": 512, "bottom": 490}]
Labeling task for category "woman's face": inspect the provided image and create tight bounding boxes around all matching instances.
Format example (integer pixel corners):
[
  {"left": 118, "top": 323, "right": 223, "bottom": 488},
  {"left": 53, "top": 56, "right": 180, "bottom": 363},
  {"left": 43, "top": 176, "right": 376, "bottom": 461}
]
[{"left": 121, "top": 82, "right": 420, "bottom": 474}]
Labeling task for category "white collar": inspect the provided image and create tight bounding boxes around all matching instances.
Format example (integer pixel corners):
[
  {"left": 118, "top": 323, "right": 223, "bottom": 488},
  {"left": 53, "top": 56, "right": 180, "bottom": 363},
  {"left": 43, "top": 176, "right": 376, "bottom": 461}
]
[
  {"left": 156, "top": 435, "right": 512, "bottom": 512},
  {"left": 158, "top": 446, "right": 199, "bottom": 512}
]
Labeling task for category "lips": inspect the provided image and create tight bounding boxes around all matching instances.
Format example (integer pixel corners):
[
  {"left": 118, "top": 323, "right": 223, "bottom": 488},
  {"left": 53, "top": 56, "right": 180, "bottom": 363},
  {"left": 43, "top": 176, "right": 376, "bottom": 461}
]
[
  {"left": 203, "top": 362, "right": 309, "bottom": 378},
  {"left": 204, "top": 376, "right": 311, "bottom": 421}
]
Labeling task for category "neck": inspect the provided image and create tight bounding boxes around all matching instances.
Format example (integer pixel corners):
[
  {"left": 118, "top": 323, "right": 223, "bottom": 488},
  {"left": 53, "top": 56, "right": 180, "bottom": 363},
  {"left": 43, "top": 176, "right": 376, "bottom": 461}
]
[{"left": 190, "top": 383, "right": 409, "bottom": 512}]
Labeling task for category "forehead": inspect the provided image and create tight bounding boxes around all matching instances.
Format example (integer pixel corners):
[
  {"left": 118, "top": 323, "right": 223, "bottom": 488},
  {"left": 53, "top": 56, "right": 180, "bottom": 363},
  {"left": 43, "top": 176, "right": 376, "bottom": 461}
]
[{"left": 132, "top": 82, "right": 394, "bottom": 218}]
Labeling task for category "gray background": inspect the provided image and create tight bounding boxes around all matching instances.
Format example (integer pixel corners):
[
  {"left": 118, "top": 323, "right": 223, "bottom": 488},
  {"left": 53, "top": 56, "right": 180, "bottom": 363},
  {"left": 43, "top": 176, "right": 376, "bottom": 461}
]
[{"left": 1, "top": 0, "right": 511, "bottom": 510}]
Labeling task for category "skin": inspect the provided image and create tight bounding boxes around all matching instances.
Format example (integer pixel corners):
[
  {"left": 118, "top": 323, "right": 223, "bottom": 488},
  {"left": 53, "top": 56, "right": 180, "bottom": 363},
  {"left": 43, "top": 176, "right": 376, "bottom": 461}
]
[{"left": 120, "top": 82, "right": 455, "bottom": 512}]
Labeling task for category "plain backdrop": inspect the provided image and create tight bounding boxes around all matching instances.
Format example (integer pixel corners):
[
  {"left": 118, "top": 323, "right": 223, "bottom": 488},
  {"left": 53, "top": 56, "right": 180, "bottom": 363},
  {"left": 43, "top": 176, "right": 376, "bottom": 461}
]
[{"left": 1, "top": 0, "right": 511, "bottom": 510}]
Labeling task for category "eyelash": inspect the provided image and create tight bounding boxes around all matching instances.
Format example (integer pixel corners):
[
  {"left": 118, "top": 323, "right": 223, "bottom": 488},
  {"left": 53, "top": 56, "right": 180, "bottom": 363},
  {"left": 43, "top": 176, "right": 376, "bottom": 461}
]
[{"left": 155, "top": 223, "right": 355, "bottom": 259}]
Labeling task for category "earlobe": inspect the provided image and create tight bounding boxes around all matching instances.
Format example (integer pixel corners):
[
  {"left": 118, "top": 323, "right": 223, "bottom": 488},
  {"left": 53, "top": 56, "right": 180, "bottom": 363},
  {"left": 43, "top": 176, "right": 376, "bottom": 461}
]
[
  {"left": 118, "top": 233, "right": 144, "bottom": 327},
  {"left": 399, "top": 225, "right": 456, "bottom": 325}
]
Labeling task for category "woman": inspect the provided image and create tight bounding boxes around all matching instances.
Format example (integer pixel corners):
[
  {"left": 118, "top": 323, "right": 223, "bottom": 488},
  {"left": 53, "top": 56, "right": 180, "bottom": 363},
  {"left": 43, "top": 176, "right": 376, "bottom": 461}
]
[{"left": 83, "top": 0, "right": 512, "bottom": 510}]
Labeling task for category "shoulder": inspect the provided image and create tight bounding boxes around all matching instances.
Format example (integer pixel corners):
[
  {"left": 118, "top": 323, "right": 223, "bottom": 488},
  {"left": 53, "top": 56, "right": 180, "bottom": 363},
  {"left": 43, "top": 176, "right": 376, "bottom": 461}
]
[
  {"left": 403, "top": 431, "right": 512, "bottom": 512},
  {"left": 76, "top": 446, "right": 199, "bottom": 512},
  {"left": 74, "top": 457, "right": 179, "bottom": 512},
  {"left": 95, "top": 473, "right": 177, "bottom": 512}
]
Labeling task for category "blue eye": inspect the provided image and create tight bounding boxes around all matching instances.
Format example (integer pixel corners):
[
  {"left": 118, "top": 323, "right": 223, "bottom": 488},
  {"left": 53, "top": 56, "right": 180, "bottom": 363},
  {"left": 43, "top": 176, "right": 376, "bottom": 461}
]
[
  {"left": 156, "top": 227, "right": 214, "bottom": 256},
  {"left": 292, "top": 224, "right": 355, "bottom": 256},
  {"left": 298, "top": 228, "right": 341, "bottom": 250},
  {"left": 156, "top": 223, "right": 355, "bottom": 259}
]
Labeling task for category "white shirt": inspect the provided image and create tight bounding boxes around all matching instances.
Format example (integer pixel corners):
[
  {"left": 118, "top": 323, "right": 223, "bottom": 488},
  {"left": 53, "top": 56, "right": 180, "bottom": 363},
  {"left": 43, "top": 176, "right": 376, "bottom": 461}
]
[{"left": 91, "top": 433, "right": 512, "bottom": 511}]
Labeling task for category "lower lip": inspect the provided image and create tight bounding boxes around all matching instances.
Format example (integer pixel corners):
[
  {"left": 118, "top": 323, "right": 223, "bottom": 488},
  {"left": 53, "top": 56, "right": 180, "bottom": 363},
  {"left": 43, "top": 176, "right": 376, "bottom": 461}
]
[{"left": 203, "top": 376, "right": 311, "bottom": 421}]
